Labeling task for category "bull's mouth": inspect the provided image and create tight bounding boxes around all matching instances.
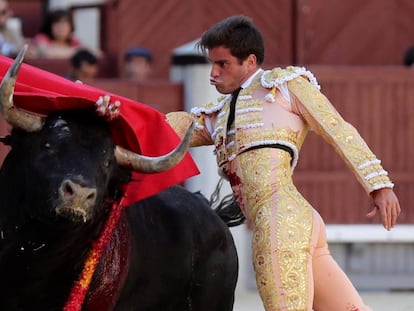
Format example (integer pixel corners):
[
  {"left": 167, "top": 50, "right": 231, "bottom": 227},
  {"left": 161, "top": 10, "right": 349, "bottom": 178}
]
[
  {"left": 55, "top": 204, "right": 91, "bottom": 223},
  {"left": 54, "top": 179, "right": 97, "bottom": 223}
]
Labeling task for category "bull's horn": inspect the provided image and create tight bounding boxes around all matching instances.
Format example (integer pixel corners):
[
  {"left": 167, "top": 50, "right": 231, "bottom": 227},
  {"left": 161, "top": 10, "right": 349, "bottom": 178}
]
[
  {"left": 0, "top": 45, "right": 44, "bottom": 132},
  {"left": 114, "top": 120, "right": 195, "bottom": 173}
]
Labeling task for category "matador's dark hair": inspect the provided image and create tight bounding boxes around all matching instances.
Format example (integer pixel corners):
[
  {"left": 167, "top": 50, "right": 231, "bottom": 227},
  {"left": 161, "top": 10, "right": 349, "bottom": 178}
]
[{"left": 197, "top": 15, "right": 265, "bottom": 65}]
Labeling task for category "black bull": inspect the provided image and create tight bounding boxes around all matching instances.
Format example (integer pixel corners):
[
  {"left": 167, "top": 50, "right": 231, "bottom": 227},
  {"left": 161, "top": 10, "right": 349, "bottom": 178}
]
[
  {"left": 0, "top": 49, "right": 245, "bottom": 310},
  {"left": 0, "top": 108, "right": 243, "bottom": 310}
]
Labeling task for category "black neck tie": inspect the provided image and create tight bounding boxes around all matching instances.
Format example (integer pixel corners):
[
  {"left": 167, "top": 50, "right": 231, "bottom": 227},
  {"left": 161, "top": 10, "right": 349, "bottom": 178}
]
[{"left": 227, "top": 87, "right": 242, "bottom": 131}]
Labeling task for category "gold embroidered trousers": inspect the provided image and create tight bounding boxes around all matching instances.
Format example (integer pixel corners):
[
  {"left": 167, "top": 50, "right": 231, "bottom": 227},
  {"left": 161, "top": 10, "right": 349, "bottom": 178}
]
[{"left": 225, "top": 148, "right": 372, "bottom": 311}]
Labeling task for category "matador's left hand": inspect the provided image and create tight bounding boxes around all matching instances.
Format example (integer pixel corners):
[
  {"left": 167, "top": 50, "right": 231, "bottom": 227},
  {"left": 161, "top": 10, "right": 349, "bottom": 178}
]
[{"left": 366, "top": 188, "right": 401, "bottom": 231}]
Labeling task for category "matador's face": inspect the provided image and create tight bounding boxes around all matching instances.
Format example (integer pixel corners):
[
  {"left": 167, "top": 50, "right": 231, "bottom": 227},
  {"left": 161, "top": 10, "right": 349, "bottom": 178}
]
[{"left": 207, "top": 46, "right": 257, "bottom": 95}]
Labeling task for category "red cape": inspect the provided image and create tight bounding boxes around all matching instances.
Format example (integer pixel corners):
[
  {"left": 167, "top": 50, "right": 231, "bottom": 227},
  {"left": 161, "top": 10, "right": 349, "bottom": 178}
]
[{"left": 0, "top": 55, "right": 199, "bottom": 205}]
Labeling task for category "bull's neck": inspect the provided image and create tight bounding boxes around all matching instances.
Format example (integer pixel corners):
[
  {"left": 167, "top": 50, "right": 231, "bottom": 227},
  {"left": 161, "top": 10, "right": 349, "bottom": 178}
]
[{"left": 0, "top": 218, "right": 102, "bottom": 309}]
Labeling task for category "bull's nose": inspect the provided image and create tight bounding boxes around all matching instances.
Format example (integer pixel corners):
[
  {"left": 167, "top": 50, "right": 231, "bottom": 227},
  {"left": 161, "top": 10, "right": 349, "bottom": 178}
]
[{"left": 59, "top": 179, "right": 97, "bottom": 207}]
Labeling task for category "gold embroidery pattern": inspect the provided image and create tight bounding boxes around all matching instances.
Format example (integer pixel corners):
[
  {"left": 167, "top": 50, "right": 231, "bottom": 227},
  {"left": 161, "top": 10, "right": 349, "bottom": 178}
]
[
  {"left": 237, "top": 149, "right": 312, "bottom": 310},
  {"left": 262, "top": 66, "right": 300, "bottom": 85},
  {"left": 237, "top": 128, "right": 305, "bottom": 150},
  {"left": 261, "top": 66, "right": 320, "bottom": 90},
  {"left": 196, "top": 96, "right": 227, "bottom": 114},
  {"left": 237, "top": 97, "right": 262, "bottom": 109},
  {"left": 236, "top": 110, "right": 262, "bottom": 125},
  {"left": 166, "top": 111, "right": 212, "bottom": 147},
  {"left": 288, "top": 77, "right": 393, "bottom": 193},
  {"left": 213, "top": 93, "right": 307, "bottom": 166}
]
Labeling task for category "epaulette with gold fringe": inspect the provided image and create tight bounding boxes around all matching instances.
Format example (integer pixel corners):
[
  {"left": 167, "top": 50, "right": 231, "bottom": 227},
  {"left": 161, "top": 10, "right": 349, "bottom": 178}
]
[
  {"left": 261, "top": 66, "right": 321, "bottom": 90},
  {"left": 191, "top": 95, "right": 229, "bottom": 116}
]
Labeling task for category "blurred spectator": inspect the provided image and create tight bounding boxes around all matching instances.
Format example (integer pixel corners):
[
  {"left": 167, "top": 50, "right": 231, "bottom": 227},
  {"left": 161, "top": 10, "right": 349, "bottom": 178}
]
[
  {"left": 0, "top": 0, "right": 25, "bottom": 57},
  {"left": 123, "top": 46, "right": 153, "bottom": 81},
  {"left": 403, "top": 45, "right": 414, "bottom": 67},
  {"left": 30, "top": 9, "right": 82, "bottom": 58},
  {"left": 65, "top": 48, "right": 99, "bottom": 82}
]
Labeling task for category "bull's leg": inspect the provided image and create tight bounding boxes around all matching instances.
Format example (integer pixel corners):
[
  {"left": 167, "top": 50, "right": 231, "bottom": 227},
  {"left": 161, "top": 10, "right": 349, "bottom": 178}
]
[{"left": 189, "top": 233, "right": 238, "bottom": 311}]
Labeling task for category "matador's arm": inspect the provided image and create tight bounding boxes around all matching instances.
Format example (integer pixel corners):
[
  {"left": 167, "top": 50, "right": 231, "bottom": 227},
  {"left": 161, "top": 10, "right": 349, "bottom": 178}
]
[
  {"left": 166, "top": 111, "right": 214, "bottom": 147},
  {"left": 287, "top": 76, "right": 394, "bottom": 195}
]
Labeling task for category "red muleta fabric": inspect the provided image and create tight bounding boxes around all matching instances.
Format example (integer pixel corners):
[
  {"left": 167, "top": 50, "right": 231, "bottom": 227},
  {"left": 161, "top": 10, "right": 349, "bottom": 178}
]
[{"left": 0, "top": 55, "right": 199, "bottom": 205}]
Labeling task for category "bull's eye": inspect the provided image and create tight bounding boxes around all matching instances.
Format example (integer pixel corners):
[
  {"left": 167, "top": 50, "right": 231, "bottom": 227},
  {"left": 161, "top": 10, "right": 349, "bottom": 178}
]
[
  {"left": 50, "top": 119, "right": 71, "bottom": 139},
  {"left": 52, "top": 119, "right": 68, "bottom": 128}
]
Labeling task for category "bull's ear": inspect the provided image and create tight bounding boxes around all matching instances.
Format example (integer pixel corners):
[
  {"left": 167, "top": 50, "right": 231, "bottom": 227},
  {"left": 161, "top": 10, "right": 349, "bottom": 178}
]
[{"left": 0, "top": 135, "right": 12, "bottom": 145}]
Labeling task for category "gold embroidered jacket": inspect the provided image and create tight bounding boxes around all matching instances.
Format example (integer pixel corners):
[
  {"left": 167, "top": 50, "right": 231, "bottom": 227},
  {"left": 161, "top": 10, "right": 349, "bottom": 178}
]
[{"left": 166, "top": 66, "right": 394, "bottom": 194}]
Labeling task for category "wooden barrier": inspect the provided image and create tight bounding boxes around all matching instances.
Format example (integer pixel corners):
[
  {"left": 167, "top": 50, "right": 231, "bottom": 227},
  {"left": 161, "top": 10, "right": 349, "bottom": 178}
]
[{"left": 9, "top": 0, "right": 44, "bottom": 38}]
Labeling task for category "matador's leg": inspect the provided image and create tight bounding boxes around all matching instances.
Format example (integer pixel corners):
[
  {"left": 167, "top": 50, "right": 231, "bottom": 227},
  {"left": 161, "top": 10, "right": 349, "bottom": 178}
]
[
  {"left": 237, "top": 149, "right": 314, "bottom": 310},
  {"left": 311, "top": 211, "right": 372, "bottom": 311}
]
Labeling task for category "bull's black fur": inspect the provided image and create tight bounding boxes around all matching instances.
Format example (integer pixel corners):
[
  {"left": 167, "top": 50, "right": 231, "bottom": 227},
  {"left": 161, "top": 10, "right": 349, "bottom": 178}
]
[{"left": 0, "top": 109, "right": 239, "bottom": 311}]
